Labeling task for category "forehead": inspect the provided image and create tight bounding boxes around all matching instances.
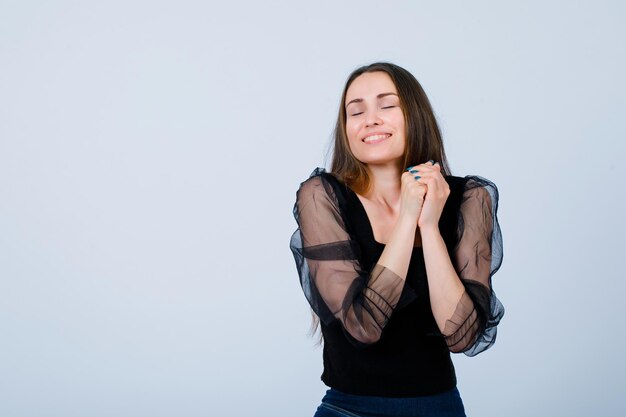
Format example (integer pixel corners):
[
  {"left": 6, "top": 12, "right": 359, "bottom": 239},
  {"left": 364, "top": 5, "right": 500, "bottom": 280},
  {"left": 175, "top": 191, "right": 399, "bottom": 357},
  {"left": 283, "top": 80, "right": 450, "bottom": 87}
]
[{"left": 345, "top": 71, "right": 397, "bottom": 103}]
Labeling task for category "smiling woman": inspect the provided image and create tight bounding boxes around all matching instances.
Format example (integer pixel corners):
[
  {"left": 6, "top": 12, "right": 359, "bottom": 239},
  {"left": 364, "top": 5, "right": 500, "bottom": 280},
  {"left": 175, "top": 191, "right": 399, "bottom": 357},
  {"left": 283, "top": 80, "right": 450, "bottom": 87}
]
[
  {"left": 344, "top": 73, "right": 406, "bottom": 168},
  {"left": 331, "top": 63, "right": 451, "bottom": 198},
  {"left": 289, "top": 62, "right": 504, "bottom": 417}
]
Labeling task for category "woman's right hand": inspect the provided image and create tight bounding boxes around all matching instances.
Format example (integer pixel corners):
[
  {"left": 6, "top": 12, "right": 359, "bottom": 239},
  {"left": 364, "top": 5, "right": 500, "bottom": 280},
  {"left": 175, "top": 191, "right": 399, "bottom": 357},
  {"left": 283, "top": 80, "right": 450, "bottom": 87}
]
[{"left": 399, "top": 168, "right": 427, "bottom": 221}]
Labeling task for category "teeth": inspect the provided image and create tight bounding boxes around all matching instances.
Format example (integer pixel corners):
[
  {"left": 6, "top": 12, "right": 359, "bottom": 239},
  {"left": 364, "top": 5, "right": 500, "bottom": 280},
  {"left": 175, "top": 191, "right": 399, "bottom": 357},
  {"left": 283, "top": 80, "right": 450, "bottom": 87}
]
[{"left": 363, "top": 134, "right": 390, "bottom": 143}]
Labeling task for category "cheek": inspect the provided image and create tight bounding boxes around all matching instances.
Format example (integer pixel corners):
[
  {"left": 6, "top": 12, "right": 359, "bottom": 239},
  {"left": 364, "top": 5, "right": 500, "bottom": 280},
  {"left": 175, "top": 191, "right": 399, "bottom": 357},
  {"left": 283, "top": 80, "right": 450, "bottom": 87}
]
[
  {"left": 345, "top": 120, "right": 359, "bottom": 142},
  {"left": 392, "top": 115, "right": 406, "bottom": 137},
  {"left": 391, "top": 111, "right": 405, "bottom": 128}
]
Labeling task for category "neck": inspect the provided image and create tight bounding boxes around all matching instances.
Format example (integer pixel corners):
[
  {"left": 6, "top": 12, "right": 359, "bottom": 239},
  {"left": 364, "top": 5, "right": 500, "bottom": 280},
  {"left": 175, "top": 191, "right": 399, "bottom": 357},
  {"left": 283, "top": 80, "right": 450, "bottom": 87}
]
[{"left": 362, "top": 163, "right": 402, "bottom": 209}]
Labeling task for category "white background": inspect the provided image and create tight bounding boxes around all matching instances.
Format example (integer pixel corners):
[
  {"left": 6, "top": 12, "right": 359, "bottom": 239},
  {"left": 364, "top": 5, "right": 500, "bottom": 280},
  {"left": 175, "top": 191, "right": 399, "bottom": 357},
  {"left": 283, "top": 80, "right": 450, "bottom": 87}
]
[{"left": 1, "top": 1, "right": 625, "bottom": 416}]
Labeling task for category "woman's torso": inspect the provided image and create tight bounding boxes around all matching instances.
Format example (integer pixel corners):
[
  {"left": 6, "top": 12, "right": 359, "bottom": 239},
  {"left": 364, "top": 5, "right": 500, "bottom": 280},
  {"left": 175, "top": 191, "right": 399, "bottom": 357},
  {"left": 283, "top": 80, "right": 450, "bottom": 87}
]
[{"left": 317, "top": 172, "right": 468, "bottom": 397}]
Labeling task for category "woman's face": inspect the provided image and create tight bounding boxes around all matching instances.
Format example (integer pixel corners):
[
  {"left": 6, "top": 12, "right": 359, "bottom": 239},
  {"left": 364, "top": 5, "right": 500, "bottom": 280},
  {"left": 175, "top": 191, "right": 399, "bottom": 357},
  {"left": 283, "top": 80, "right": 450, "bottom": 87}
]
[{"left": 344, "top": 71, "right": 406, "bottom": 167}]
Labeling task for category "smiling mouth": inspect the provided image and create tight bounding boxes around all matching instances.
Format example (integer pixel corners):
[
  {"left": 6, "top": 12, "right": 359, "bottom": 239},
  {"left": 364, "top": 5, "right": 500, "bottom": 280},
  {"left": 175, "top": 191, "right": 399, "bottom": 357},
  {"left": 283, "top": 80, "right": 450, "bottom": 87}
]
[{"left": 362, "top": 134, "right": 391, "bottom": 144}]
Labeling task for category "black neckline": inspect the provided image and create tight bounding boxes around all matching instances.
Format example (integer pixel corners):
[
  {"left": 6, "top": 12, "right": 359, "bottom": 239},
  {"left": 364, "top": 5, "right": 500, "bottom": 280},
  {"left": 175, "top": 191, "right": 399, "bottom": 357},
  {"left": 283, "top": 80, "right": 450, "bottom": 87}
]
[{"left": 344, "top": 183, "right": 422, "bottom": 250}]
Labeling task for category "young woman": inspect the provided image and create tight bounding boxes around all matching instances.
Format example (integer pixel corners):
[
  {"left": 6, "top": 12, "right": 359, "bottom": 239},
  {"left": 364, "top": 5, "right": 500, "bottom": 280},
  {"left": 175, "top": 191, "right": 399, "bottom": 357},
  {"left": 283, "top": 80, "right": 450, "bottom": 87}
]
[{"left": 290, "top": 62, "right": 504, "bottom": 417}]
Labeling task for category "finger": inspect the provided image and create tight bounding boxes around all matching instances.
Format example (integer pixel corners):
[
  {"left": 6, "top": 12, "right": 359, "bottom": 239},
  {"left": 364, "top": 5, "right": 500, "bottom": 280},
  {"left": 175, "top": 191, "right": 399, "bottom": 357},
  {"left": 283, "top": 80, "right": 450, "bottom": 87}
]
[
  {"left": 417, "top": 175, "right": 449, "bottom": 197},
  {"left": 401, "top": 171, "right": 427, "bottom": 192},
  {"left": 403, "top": 168, "right": 425, "bottom": 183},
  {"left": 403, "top": 169, "right": 439, "bottom": 193},
  {"left": 415, "top": 175, "right": 447, "bottom": 195},
  {"left": 401, "top": 172, "right": 422, "bottom": 190},
  {"left": 405, "top": 166, "right": 420, "bottom": 175},
  {"left": 415, "top": 175, "right": 438, "bottom": 190},
  {"left": 401, "top": 170, "right": 419, "bottom": 182},
  {"left": 416, "top": 175, "right": 447, "bottom": 194},
  {"left": 420, "top": 160, "right": 440, "bottom": 169},
  {"left": 409, "top": 170, "right": 438, "bottom": 182},
  {"left": 408, "top": 181, "right": 427, "bottom": 195},
  {"left": 410, "top": 170, "right": 442, "bottom": 186},
  {"left": 410, "top": 164, "right": 443, "bottom": 180},
  {"left": 412, "top": 162, "right": 438, "bottom": 172},
  {"left": 406, "top": 166, "right": 431, "bottom": 179}
]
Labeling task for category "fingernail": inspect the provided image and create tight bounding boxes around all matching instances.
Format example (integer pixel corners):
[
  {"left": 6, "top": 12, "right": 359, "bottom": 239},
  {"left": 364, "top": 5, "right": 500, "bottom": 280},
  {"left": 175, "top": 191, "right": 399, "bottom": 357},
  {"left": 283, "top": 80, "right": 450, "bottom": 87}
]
[
  {"left": 414, "top": 176, "right": 421, "bottom": 180},
  {"left": 409, "top": 170, "right": 418, "bottom": 174},
  {"left": 428, "top": 159, "right": 434, "bottom": 164},
  {"left": 406, "top": 166, "right": 414, "bottom": 171}
]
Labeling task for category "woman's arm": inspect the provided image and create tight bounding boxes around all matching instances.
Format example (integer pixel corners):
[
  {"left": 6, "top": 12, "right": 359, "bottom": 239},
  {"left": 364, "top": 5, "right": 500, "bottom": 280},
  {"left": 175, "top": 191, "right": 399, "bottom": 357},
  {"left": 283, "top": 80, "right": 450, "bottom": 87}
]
[
  {"left": 411, "top": 162, "right": 463, "bottom": 332},
  {"left": 377, "top": 169, "right": 429, "bottom": 279},
  {"left": 291, "top": 169, "right": 421, "bottom": 346},
  {"left": 415, "top": 164, "right": 503, "bottom": 354},
  {"left": 421, "top": 226, "right": 465, "bottom": 321}
]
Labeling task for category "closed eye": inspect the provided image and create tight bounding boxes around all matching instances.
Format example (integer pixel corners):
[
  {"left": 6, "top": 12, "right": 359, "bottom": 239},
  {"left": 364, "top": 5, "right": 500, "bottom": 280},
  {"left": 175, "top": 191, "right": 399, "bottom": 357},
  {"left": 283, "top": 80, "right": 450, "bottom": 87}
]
[{"left": 350, "top": 106, "right": 394, "bottom": 116}]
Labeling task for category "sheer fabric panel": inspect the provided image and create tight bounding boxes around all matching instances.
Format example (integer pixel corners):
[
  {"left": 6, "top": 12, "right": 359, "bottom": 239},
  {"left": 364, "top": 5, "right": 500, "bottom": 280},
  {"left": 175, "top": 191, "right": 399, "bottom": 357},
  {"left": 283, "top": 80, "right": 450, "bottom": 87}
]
[
  {"left": 444, "top": 176, "right": 504, "bottom": 356},
  {"left": 290, "top": 169, "right": 406, "bottom": 346}
]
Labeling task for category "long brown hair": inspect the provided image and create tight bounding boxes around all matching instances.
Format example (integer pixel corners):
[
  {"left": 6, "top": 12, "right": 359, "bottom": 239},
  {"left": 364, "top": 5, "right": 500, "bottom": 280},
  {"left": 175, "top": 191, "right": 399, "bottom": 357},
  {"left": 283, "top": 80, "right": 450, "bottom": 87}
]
[{"left": 331, "top": 62, "right": 451, "bottom": 195}]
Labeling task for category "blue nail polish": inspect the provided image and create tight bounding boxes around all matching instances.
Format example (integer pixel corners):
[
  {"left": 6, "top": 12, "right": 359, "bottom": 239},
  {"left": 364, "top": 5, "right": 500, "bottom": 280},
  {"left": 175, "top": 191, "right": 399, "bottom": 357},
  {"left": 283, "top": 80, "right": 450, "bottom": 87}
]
[
  {"left": 428, "top": 159, "right": 434, "bottom": 164},
  {"left": 406, "top": 166, "right": 414, "bottom": 171},
  {"left": 414, "top": 175, "right": 421, "bottom": 180},
  {"left": 409, "top": 170, "right": 418, "bottom": 174}
]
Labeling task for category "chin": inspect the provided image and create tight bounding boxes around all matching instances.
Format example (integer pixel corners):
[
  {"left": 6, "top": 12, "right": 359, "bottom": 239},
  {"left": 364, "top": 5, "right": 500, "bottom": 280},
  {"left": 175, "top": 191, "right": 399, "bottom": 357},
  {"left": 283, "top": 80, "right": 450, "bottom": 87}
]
[{"left": 357, "top": 157, "right": 403, "bottom": 167}]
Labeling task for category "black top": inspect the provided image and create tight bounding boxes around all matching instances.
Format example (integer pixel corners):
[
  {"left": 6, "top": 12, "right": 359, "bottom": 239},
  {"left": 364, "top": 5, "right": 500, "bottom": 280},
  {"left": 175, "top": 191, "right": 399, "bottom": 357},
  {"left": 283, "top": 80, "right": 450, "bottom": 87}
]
[{"left": 289, "top": 168, "right": 504, "bottom": 397}]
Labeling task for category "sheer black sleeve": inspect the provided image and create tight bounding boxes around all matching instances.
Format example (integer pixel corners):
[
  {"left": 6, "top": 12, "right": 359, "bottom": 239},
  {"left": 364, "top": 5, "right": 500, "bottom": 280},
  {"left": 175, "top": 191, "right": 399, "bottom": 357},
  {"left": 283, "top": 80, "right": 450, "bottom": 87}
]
[
  {"left": 443, "top": 176, "right": 504, "bottom": 356},
  {"left": 289, "top": 168, "right": 407, "bottom": 346}
]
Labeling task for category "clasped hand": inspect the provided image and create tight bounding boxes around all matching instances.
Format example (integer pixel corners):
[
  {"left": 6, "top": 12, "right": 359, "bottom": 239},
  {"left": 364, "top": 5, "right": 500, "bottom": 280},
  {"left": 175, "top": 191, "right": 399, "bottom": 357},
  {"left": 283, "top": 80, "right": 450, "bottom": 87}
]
[{"left": 400, "top": 160, "right": 450, "bottom": 229}]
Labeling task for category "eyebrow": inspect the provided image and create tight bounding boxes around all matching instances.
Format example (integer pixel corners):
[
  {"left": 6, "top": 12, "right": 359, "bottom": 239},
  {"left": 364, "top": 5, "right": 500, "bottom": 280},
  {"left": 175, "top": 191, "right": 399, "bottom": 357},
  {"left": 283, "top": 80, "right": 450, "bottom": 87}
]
[{"left": 345, "top": 92, "right": 398, "bottom": 108}]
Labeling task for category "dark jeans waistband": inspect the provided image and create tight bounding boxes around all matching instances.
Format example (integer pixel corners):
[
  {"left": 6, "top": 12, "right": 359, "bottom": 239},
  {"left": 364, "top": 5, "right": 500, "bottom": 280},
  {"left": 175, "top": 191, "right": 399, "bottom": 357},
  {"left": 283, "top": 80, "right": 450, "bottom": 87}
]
[{"left": 314, "top": 386, "right": 466, "bottom": 417}]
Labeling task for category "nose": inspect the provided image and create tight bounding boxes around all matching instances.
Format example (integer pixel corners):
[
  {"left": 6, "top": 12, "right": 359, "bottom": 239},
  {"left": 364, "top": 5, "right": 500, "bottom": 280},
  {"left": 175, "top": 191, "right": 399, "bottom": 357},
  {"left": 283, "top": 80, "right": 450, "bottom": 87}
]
[{"left": 365, "top": 108, "right": 382, "bottom": 127}]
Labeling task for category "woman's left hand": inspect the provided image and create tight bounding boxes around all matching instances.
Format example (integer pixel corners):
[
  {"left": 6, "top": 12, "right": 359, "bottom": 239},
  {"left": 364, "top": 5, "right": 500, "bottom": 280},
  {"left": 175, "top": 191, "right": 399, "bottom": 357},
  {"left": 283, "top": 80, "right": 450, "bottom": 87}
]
[{"left": 409, "top": 161, "right": 450, "bottom": 230}]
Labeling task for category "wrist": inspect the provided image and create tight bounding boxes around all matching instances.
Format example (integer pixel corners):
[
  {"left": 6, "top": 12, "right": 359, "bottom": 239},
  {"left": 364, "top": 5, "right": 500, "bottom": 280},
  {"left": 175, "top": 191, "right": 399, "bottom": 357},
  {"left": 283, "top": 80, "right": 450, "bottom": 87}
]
[
  {"left": 398, "top": 212, "right": 419, "bottom": 228},
  {"left": 419, "top": 224, "right": 441, "bottom": 238}
]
